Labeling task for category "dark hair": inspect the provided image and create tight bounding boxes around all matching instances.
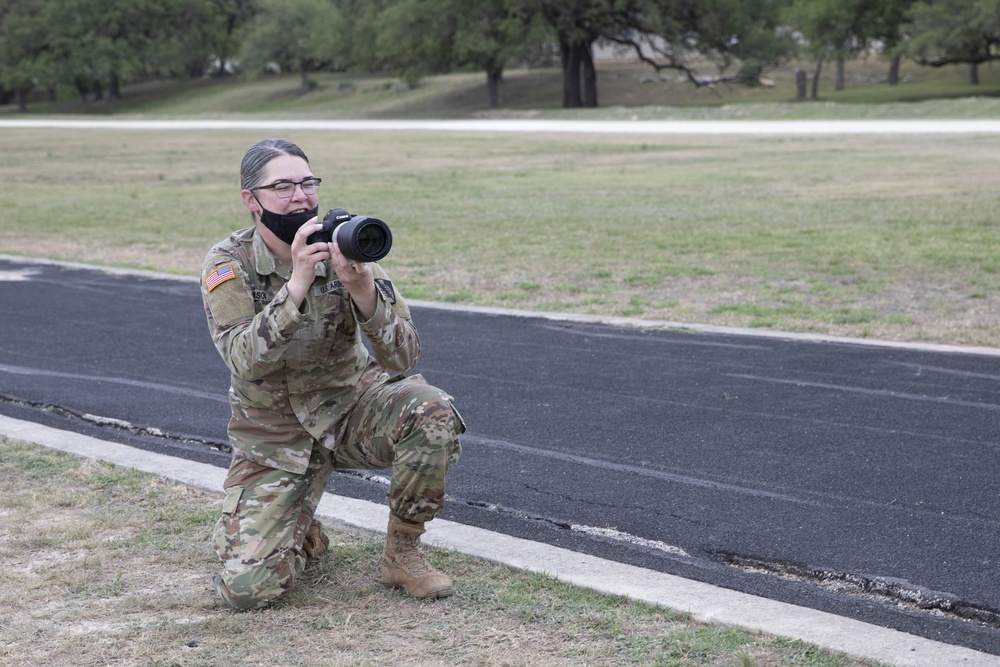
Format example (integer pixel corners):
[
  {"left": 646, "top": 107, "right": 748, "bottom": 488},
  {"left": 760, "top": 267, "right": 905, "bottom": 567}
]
[{"left": 240, "top": 139, "right": 309, "bottom": 191}]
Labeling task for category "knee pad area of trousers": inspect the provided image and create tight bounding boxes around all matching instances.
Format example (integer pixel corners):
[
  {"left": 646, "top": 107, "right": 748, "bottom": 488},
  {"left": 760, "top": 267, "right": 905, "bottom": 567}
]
[{"left": 214, "top": 547, "right": 300, "bottom": 611}]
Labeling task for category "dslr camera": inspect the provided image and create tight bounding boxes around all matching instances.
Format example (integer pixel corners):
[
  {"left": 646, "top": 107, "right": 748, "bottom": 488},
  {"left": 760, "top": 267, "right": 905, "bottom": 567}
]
[{"left": 307, "top": 207, "right": 392, "bottom": 262}]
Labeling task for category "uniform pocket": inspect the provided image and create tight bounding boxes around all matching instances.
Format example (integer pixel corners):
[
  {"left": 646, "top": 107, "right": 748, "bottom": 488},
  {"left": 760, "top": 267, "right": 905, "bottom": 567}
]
[
  {"left": 213, "top": 486, "right": 244, "bottom": 562},
  {"left": 222, "top": 486, "right": 243, "bottom": 514}
]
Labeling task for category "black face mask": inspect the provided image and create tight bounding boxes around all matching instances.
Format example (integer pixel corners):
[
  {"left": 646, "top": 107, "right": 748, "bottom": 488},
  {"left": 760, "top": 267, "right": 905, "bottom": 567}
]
[{"left": 254, "top": 197, "right": 318, "bottom": 245}]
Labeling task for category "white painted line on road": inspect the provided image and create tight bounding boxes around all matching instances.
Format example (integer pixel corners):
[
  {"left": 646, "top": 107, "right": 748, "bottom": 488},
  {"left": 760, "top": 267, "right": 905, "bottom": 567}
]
[
  {"left": 569, "top": 524, "right": 690, "bottom": 557},
  {"left": 3, "top": 118, "right": 1000, "bottom": 135},
  {"left": 1, "top": 414, "right": 997, "bottom": 667},
  {"left": 0, "top": 268, "right": 39, "bottom": 281}
]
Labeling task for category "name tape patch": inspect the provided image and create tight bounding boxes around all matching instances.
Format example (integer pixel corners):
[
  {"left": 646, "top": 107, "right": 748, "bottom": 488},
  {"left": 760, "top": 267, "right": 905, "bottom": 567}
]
[{"left": 314, "top": 279, "right": 344, "bottom": 296}]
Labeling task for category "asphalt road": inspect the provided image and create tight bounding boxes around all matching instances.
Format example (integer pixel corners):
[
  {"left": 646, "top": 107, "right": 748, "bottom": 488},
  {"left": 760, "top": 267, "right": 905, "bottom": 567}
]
[{"left": 1, "top": 255, "right": 998, "bottom": 655}]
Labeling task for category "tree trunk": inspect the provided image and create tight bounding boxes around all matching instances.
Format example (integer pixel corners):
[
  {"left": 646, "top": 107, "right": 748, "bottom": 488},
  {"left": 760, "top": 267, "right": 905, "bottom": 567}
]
[
  {"left": 93, "top": 80, "right": 104, "bottom": 102},
  {"left": 486, "top": 67, "right": 502, "bottom": 108},
  {"left": 109, "top": 72, "right": 121, "bottom": 99},
  {"left": 582, "top": 43, "right": 597, "bottom": 108},
  {"left": 835, "top": 57, "right": 845, "bottom": 91},
  {"left": 811, "top": 57, "right": 824, "bottom": 100},
  {"left": 888, "top": 55, "right": 901, "bottom": 85},
  {"left": 795, "top": 69, "right": 807, "bottom": 100},
  {"left": 48, "top": 85, "right": 57, "bottom": 102},
  {"left": 300, "top": 65, "right": 310, "bottom": 93},
  {"left": 213, "top": 49, "right": 228, "bottom": 77},
  {"left": 970, "top": 62, "right": 979, "bottom": 85},
  {"left": 561, "top": 42, "right": 583, "bottom": 108},
  {"left": 16, "top": 89, "right": 27, "bottom": 112}
]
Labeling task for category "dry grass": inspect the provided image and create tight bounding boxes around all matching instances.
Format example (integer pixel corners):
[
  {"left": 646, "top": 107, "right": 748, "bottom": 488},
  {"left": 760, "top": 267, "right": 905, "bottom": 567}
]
[{"left": 0, "top": 439, "right": 887, "bottom": 667}]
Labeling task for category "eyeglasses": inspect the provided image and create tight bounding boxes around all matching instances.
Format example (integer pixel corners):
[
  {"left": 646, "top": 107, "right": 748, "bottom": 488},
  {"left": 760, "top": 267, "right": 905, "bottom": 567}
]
[{"left": 253, "top": 177, "right": 322, "bottom": 198}]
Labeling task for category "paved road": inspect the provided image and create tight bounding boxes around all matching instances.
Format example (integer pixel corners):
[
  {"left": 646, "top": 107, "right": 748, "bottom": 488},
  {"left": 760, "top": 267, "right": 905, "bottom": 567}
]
[{"left": 1, "top": 255, "right": 999, "bottom": 655}]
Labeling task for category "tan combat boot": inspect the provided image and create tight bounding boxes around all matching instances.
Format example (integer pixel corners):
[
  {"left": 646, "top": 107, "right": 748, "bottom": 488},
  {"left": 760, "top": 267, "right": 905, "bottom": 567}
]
[
  {"left": 381, "top": 513, "right": 453, "bottom": 599},
  {"left": 303, "top": 519, "right": 329, "bottom": 560}
]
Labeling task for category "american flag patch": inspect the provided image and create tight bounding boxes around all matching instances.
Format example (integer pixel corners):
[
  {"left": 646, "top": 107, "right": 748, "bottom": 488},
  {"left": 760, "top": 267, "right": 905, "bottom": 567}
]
[{"left": 205, "top": 263, "right": 235, "bottom": 292}]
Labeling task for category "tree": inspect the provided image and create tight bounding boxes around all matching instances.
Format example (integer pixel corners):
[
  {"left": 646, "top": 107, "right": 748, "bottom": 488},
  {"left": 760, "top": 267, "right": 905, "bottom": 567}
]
[
  {"left": 369, "top": 0, "right": 458, "bottom": 86},
  {"left": 363, "top": 0, "right": 542, "bottom": 107},
  {"left": 613, "top": 0, "right": 796, "bottom": 89},
  {"left": 50, "top": 0, "right": 170, "bottom": 100},
  {"left": 210, "top": 0, "right": 256, "bottom": 75},
  {"left": 0, "top": 0, "right": 306, "bottom": 108},
  {"left": 903, "top": 0, "right": 1000, "bottom": 84},
  {"left": 238, "top": 0, "right": 347, "bottom": 92},
  {"left": 531, "top": 0, "right": 795, "bottom": 109},
  {"left": 41, "top": 0, "right": 226, "bottom": 102},
  {"left": 148, "top": 0, "right": 243, "bottom": 79},
  {"left": 451, "top": 0, "right": 541, "bottom": 108},
  {"left": 867, "top": 0, "right": 919, "bottom": 84},
  {"left": 0, "top": 0, "right": 48, "bottom": 110},
  {"left": 785, "top": 0, "right": 872, "bottom": 96},
  {"left": 333, "top": 0, "right": 393, "bottom": 72},
  {"left": 534, "top": 0, "right": 632, "bottom": 108}
]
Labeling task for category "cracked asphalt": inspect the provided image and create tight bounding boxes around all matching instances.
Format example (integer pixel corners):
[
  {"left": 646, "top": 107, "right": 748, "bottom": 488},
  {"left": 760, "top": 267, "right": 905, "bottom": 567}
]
[{"left": 1, "top": 255, "right": 999, "bottom": 656}]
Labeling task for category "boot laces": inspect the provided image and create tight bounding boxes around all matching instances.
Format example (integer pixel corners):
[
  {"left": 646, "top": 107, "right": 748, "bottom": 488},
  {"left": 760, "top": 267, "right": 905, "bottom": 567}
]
[{"left": 393, "top": 533, "right": 435, "bottom": 576}]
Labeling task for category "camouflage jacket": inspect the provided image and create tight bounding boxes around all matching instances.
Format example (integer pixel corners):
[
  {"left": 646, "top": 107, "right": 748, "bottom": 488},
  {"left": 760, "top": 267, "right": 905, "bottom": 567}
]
[{"left": 200, "top": 226, "right": 419, "bottom": 474}]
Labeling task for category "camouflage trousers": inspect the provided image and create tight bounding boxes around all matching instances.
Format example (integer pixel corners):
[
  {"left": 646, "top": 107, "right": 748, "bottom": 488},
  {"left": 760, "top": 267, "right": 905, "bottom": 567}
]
[{"left": 212, "top": 375, "right": 464, "bottom": 611}]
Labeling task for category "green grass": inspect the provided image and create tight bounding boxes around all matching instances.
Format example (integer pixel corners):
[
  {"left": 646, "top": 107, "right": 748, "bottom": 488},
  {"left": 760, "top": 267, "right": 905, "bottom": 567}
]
[{"left": 0, "top": 438, "right": 890, "bottom": 666}]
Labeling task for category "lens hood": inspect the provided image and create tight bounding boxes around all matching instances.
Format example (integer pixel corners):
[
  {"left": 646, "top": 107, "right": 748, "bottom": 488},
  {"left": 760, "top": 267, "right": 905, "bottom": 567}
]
[{"left": 334, "top": 215, "right": 392, "bottom": 262}]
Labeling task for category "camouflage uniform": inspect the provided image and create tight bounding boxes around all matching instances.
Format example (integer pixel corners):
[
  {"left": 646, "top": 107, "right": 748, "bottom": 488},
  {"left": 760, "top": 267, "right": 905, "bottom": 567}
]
[{"left": 201, "top": 226, "right": 464, "bottom": 610}]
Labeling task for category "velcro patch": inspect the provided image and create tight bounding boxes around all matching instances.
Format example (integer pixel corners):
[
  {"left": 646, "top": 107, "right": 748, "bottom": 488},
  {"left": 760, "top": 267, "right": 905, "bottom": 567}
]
[
  {"left": 375, "top": 278, "right": 396, "bottom": 305},
  {"left": 314, "top": 279, "right": 343, "bottom": 296},
  {"left": 205, "top": 263, "right": 236, "bottom": 292}
]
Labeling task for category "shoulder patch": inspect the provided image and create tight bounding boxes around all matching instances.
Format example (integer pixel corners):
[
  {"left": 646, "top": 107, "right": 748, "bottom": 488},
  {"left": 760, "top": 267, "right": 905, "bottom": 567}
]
[
  {"left": 205, "top": 263, "right": 236, "bottom": 292},
  {"left": 374, "top": 278, "right": 396, "bottom": 305}
]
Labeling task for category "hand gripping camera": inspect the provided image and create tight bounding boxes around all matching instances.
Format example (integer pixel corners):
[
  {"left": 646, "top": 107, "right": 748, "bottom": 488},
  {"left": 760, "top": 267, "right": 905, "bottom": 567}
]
[{"left": 307, "top": 207, "right": 392, "bottom": 262}]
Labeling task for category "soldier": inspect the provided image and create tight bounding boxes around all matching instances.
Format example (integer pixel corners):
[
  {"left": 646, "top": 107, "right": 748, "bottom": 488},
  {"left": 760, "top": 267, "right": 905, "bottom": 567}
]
[{"left": 201, "top": 138, "right": 464, "bottom": 610}]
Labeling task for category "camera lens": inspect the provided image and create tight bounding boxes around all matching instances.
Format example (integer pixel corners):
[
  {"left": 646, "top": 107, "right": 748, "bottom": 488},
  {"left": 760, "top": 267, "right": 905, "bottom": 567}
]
[
  {"left": 336, "top": 216, "right": 392, "bottom": 262},
  {"left": 357, "top": 224, "right": 385, "bottom": 256}
]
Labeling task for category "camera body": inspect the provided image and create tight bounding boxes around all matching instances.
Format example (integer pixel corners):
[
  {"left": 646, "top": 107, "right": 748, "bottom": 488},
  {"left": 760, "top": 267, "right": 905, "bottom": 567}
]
[{"left": 307, "top": 207, "right": 392, "bottom": 262}]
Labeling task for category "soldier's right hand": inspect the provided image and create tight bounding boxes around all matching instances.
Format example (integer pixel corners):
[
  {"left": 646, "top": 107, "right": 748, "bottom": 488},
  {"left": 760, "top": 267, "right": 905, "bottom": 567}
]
[{"left": 287, "top": 218, "right": 327, "bottom": 308}]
